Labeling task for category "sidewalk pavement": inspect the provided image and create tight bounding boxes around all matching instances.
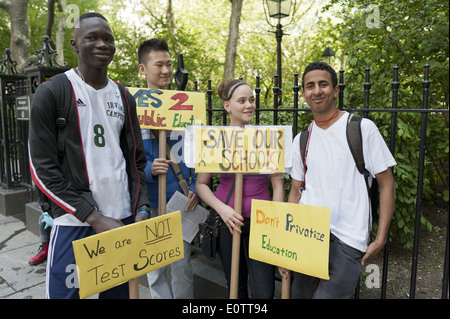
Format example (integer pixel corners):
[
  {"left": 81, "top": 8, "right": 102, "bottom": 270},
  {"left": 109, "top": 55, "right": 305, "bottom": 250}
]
[
  {"left": 0, "top": 212, "right": 246, "bottom": 299},
  {"left": 0, "top": 213, "right": 47, "bottom": 299}
]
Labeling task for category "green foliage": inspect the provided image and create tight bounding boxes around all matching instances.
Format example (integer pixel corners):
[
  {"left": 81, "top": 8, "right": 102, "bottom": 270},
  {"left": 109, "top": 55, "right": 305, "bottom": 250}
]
[
  {"left": 102, "top": 0, "right": 231, "bottom": 89},
  {"left": 0, "top": 10, "right": 9, "bottom": 51},
  {"left": 324, "top": 0, "right": 449, "bottom": 248},
  {"left": 0, "top": 0, "right": 99, "bottom": 68}
]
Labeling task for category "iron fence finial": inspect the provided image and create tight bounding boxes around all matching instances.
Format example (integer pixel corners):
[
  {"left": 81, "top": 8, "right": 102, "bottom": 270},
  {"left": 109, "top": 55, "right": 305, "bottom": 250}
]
[
  {"left": 29, "top": 35, "right": 67, "bottom": 68},
  {"left": 0, "top": 48, "right": 19, "bottom": 75}
]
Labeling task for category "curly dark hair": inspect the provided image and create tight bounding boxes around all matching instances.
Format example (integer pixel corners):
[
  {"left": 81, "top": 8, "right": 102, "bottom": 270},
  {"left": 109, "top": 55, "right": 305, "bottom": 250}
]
[{"left": 302, "top": 61, "right": 338, "bottom": 90}]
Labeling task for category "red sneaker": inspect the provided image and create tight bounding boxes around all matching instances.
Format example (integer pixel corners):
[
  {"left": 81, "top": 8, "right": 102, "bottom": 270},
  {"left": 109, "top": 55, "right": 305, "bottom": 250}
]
[{"left": 28, "top": 242, "right": 49, "bottom": 265}]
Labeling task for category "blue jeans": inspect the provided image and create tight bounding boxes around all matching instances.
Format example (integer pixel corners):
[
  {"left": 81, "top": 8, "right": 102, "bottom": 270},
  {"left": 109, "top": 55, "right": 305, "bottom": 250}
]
[
  {"left": 291, "top": 233, "right": 363, "bottom": 299},
  {"left": 217, "top": 218, "right": 275, "bottom": 299}
]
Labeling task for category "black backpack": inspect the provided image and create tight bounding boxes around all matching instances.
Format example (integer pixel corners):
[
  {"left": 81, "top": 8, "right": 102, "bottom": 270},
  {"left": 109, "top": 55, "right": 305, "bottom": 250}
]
[{"left": 299, "top": 113, "right": 379, "bottom": 220}]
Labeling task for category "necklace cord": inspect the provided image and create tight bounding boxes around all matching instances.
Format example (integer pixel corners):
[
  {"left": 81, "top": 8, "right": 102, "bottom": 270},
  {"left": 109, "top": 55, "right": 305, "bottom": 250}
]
[{"left": 314, "top": 108, "right": 340, "bottom": 127}]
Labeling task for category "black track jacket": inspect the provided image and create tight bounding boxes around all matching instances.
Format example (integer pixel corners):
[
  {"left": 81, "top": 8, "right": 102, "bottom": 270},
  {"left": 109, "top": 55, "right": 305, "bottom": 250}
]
[{"left": 28, "top": 73, "right": 150, "bottom": 222}]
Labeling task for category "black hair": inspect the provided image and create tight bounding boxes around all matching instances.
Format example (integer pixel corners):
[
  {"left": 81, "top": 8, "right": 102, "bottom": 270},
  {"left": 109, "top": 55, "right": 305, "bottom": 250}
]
[
  {"left": 138, "top": 38, "right": 170, "bottom": 64},
  {"left": 74, "top": 12, "right": 108, "bottom": 30},
  {"left": 302, "top": 61, "right": 338, "bottom": 90}
]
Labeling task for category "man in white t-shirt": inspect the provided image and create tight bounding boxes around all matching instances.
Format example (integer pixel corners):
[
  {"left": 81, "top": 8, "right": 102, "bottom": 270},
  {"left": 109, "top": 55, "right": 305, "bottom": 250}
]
[{"left": 279, "top": 62, "right": 396, "bottom": 299}]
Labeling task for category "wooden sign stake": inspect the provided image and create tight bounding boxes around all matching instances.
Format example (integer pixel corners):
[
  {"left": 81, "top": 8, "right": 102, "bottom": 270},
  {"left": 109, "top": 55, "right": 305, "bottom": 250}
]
[
  {"left": 281, "top": 272, "right": 291, "bottom": 299},
  {"left": 129, "top": 278, "right": 140, "bottom": 299},
  {"left": 229, "top": 173, "right": 243, "bottom": 299},
  {"left": 158, "top": 130, "right": 167, "bottom": 216}
]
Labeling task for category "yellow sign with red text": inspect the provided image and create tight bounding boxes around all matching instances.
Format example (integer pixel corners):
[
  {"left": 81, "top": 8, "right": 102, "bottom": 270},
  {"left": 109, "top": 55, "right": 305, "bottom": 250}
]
[{"left": 126, "top": 87, "right": 206, "bottom": 130}]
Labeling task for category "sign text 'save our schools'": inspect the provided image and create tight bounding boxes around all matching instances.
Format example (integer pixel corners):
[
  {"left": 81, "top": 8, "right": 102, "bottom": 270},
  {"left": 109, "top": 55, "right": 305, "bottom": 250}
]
[{"left": 184, "top": 125, "right": 292, "bottom": 174}]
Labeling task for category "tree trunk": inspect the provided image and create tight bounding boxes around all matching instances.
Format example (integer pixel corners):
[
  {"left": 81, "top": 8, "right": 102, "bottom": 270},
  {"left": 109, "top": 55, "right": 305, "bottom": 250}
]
[
  {"left": 166, "top": 0, "right": 175, "bottom": 36},
  {"left": 45, "top": 0, "right": 56, "bottom": 40},
  {"left": 223, "top": 0, "right": 243, "bottom": 80},
  {"left": 55, "top": 0, "right": 67, "bottom": 65},
  {"left": 0, "top": 0, "right": 30, "bottom": 71},
  {"left": 44, "top": 0, "right": 66, "bottom": 65}
]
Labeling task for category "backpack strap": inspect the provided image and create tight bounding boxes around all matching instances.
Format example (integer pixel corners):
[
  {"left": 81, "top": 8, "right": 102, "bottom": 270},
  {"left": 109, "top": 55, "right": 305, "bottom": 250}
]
[
  {"left": 49, "top": 73, "right": 73, "bottom": 162},
  {"left": 299, "top": 122, "right": 313, "bottom": 191},
  {"left": 299, "top": 126, "right": 309, "bottom": 164},
  {"left": 346, "top": 114, "right": 371, "bottom": 193},
  {"left": 153, "top": 129, "right": 191, "bottom": 196}
]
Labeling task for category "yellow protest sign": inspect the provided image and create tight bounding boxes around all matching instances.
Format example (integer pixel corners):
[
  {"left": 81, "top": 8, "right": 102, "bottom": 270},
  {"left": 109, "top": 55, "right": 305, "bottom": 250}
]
[
  {"left": 127, "top": 87, "right": 206, "bottom": 130},
  {"left": 72, "top": 211, "right": 184, "bottom": 299},
  {"left": 249, "top": 200, "right": 330, "bottom": 280},
  {"left": 191, "top": 126, "right": 291, "bottom": 173}
]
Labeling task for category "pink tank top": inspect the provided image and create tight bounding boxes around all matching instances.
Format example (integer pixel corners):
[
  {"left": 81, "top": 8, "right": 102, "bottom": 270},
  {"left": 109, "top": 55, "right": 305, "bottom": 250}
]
[{"left": 215, "top": 173, "right": 271, "bottom": 218}]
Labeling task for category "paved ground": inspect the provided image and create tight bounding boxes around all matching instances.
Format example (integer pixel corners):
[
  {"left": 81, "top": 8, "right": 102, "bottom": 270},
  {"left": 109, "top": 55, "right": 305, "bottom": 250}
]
[
  {"left": 0, "top": 213, "right": 47, "bottom": 299},
  {"left": 0, "top": 212, "right": 231, "bottom": 299}
]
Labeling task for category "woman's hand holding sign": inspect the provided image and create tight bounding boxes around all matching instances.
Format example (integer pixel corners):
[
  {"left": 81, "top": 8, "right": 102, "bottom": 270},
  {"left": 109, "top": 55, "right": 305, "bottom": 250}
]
[{"left": 218, "top": 204, "right": 244, "bottom": 235}]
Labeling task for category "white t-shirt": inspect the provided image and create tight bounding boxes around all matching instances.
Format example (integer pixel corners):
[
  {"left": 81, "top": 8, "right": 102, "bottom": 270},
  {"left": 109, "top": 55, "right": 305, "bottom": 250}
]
[
  {"left": 54, "top": 69, "right": 132, "bottom": 226},
  {"left": 288, "top": 112, "right": 396, "bottom": 252}
]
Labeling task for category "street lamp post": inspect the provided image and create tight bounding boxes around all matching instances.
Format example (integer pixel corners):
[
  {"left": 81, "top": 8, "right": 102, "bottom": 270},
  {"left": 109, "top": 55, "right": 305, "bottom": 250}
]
[
  {"left": 275, "top": 23, "right": 283, "bottom": 102},
  {"left": 264, "top": 0, "right": 293, "bottom": 107},
  {"left": 322, "top": 47, "right": 335, "bottom": 65},
  {"left": 263, "top": 1, "right": 294, "bottom": 297}
]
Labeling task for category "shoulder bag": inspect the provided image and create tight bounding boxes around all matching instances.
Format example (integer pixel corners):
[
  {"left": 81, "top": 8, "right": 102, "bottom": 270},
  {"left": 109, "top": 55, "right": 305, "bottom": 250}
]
[{"left": 199, "top": 177, "right": 235, "bottom": 260}]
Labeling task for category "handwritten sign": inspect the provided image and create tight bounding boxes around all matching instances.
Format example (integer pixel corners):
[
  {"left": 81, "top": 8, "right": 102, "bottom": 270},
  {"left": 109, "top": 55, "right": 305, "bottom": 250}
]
[
  {"left": 72, "top": 211, "right": 184, "bottom": 299},
  {"left": 249, "top": 200, "right": 330, "bottom": 280},
  {"left": 126, "top": 87, "right": 206, "bottom": 130},
  {"left": 184, "top": 125, "right": 292, "bottom": 173}
]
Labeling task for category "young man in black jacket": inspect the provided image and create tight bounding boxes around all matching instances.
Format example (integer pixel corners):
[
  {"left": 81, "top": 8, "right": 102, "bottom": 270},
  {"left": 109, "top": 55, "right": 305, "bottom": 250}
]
[{"left": 28, "top": 12, "right": 150, "bottom": 299}]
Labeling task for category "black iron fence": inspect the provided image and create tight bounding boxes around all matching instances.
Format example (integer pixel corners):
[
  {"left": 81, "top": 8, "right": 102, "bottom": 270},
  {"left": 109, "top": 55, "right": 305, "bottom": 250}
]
[
  {"left": 0, "top": 41, "right": 448, "bottom": 299},
  {"left": 0, "top": 37, "right": 69, "bottom": 192},
  {"left": 0, "top": 49, "right": 27, "bottom": 189}
]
